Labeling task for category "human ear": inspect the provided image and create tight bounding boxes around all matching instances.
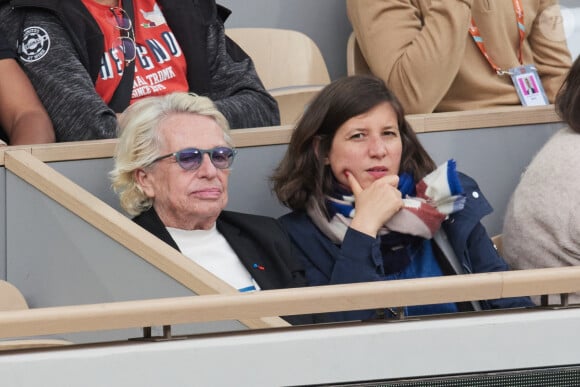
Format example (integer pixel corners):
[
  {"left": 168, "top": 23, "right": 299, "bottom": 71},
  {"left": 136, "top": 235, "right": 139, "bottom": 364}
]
[
  {"left": 134, "top": 168, "right": 155, "bottom": 198},
  {"left": 312, "top": 136, "right": 330, "bottom": 165}
]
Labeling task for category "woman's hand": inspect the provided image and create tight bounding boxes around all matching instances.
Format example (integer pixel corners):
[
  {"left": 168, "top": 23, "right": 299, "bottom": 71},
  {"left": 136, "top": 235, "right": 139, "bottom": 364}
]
[{"left": 348, "top": 171, "right": 403, "bottom": 237}]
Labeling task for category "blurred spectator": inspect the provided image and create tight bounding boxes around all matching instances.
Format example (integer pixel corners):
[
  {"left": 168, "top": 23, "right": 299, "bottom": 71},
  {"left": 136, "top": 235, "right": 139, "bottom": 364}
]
[
  {"left": 503, "top": 55, "right": 580, "bottom": 304},
  {"left": 0, "top": 0, "right": 278, "bottom": 141}
]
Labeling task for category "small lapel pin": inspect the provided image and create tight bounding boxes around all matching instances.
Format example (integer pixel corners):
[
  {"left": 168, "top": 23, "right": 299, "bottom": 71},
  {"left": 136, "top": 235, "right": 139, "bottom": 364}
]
[{"left": 252, "top": 263, "right": 265, "bottom": 271}]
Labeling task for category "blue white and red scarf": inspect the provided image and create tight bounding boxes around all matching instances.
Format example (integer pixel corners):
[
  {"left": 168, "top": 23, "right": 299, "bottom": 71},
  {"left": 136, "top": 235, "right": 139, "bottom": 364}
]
[{"left": 307, "top": 160, "right": 466, "bottom": 244}]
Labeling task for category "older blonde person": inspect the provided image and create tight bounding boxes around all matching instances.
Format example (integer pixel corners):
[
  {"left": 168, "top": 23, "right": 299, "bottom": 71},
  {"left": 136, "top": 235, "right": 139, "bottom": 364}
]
[{"left": 111, "top": 92, "right": 310, "bottom": 324}]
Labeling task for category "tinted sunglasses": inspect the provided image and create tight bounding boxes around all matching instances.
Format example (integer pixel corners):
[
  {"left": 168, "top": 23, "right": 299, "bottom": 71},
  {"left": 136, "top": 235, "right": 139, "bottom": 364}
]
[
  {"left": 150, "top": 147, "right": 237, "bottom": 171},
  {"left": 108, "top": 7, "right": 136, "bottom": 65}
]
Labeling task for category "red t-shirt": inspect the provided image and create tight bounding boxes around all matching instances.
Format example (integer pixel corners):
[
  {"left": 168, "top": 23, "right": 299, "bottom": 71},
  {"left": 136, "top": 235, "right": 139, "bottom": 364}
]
[{"left": 82, "top": 0, "right": 189, "bottom": 105}]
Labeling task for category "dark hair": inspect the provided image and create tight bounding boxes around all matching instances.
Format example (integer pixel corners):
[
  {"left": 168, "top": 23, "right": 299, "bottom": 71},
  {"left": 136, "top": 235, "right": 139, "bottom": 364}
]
[
  {"left": 556, "top": 55, "right": 580, "bottom": 133},
  {"left": 272, "top": 75, "right": 435, "bottom": 212}
]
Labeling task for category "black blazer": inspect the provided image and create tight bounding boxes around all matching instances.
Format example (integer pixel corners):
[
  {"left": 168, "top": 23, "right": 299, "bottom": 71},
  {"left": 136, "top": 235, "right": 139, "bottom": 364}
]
[{"left": 133, "top": 207, "right": 313, "bottom": 325}]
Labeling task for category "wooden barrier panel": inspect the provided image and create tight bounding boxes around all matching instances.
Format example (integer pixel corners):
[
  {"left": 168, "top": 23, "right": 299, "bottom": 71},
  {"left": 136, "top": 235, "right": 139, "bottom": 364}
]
[
  {"left": 0, "top": 105, "right": 562, "bottom": 164},
  {"left": 5, "top": 150, "right": 288, "bottom": 342},
  {"left": 2, "top": 307, "right": 580, "bottom": 386},
  {"left": 1, "top": 106, "right": 557, "bottom": 236},
  {"left": 0, "top": 265, "right": 579, "bottom": 340}
]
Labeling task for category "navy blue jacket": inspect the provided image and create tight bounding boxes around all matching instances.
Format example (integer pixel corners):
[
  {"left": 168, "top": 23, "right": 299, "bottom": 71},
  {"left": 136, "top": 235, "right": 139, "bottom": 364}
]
[{"left": 279, "top": 173, "right": 533, "bottom": 322}]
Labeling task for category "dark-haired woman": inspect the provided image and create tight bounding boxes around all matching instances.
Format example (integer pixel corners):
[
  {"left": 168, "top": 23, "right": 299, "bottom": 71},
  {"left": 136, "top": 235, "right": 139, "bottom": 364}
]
[
  {"left": 272, "top": 75, "right": 532, "bottom": 322},
  {"left": 503, "top": 55, "right": 580, "bottom": 305}
]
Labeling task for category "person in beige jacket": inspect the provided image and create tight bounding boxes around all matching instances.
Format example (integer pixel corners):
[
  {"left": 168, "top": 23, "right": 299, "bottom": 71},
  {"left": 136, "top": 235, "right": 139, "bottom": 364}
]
[{"left": 347, "top": 0, "right": 572, "bottom": 114}]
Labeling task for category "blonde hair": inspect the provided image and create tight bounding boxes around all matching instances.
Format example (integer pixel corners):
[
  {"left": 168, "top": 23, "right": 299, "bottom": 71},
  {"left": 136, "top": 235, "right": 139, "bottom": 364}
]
[{"left": 110, "top": 92, "right": 231, "bottom": 216}]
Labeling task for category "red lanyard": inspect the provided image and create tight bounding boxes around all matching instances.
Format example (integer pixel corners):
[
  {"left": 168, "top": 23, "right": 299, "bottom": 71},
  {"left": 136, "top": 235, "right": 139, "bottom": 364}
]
[{"left": 469, "top": 0, "right": 525, "bottom": 75}]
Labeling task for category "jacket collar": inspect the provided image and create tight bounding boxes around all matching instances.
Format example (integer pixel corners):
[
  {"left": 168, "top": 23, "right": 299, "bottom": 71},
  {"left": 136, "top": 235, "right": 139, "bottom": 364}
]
[
  {"left": 133, "top": 207, "right": 278, "bottom": 290},
  {"left": 443, "top": 172, "right": 493, "bottom": 254}
]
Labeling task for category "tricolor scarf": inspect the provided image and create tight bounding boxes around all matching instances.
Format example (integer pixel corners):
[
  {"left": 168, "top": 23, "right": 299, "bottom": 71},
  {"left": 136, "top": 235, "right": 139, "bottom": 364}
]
[{"left": 307, "top": 160, "right": 466, "bottom": 245}]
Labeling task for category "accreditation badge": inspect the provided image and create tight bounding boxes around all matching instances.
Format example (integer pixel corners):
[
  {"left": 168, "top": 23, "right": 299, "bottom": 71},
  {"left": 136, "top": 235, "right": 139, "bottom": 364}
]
[{"left": 510, "top": 65, "right": 549, "bottom": 106}]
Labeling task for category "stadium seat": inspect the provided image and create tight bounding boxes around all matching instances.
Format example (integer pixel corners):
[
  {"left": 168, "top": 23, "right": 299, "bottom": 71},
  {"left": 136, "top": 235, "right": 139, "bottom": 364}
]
[
  {"left": 0, "top": 280, "right": 72, "bottom": 350},
  {"left": 346, "top": 31, "right": 371, "bottom": 76},
  {"left": 227, "top": 28, "right": 331, "bottom": 125}
]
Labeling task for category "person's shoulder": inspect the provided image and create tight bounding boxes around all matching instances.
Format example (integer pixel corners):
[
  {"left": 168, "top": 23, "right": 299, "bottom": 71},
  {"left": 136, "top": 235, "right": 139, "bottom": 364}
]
[
  {"left": 278, "top": 210, "right": 315, "bottom": 235},
  {"left": 456, "top": 172, "right": 479, "bottom": 192},
  {"left": 159, "top": 0, "right": 219, "bottom": 21},
  {"left": 4, "top": 0, "right": 92, "bottom": 36},
  {"left": 132, "top": 207, "right": 158, "bottom": 229},
  {"left": 216, "top": 4, "right": 231, "bottom": 23},
  {"left": 533, "top": 127, "right": 580, "bottom": 160},
  {"left": 549, "top": 126, "right": 579, "bottom": 143},
  {"left": 279, "top": 210, "right": 308, "bottom": 224},
  {"left": 219, "top": 211, "right": 291, "bottom": 242},
  {"left": 219, "top": 210, "right": 281, "bottom": 227},
  {"left": 520, "top": 127, "right": 580, "bottom": 181},
  {"left": 454, "top": 171, "right": 493, "bottom": 218},
  {"left": 8, "top": 0, "right": 84, "bottom": 14}
]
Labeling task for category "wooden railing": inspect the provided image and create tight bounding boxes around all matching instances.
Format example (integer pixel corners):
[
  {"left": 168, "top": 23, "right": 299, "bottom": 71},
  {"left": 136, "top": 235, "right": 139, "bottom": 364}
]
[
  {"left": 0, "top": 105, "right": 561, "bottom": 164},
  {"left": 3, "top": 150, "right": 288, "bottom": 329},
  {"left": 0, "top": 265, "right": 579, "bottom": 339}
]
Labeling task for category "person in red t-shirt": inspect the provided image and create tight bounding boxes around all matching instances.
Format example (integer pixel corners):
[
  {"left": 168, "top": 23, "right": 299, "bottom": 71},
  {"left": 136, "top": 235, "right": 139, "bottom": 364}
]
[
  {"left": 82, "top": 0, "right": 190, "bottom": 106},
  {"left": 0, "top": 0, "right": 279, "bottom": 141}
]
